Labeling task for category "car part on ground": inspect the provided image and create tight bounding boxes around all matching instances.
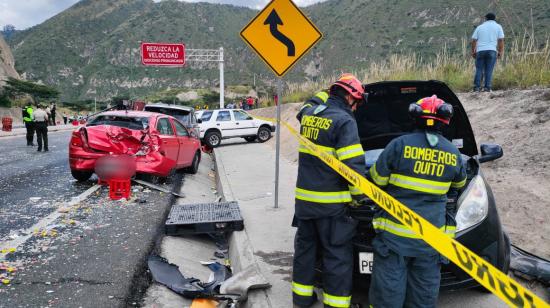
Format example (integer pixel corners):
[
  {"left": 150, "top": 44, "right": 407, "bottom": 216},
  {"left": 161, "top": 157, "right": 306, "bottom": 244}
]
[
  {"left": 165, "top": 202, "right": 244, "bottom": 236},
  {"left": 132, "top": 179, "right": 185, "bottom": 198},
  {"left": 219, "top": 264, "right": 271, "bottom": 302},
  {"left": 510, "top": 245, "right": 550, "bottom": 285},
  {"left": 147, "top": 255, "right": 241, "bottom": 306}
]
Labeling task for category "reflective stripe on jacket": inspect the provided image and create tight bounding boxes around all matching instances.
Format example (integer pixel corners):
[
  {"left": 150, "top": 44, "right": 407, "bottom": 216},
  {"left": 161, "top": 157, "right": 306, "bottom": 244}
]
[
  {"left": 367, "top": 131, "right": 467, "bottom": 256},
  {"left": 295, "top": 95, "right": 366, "bottom": 219}
]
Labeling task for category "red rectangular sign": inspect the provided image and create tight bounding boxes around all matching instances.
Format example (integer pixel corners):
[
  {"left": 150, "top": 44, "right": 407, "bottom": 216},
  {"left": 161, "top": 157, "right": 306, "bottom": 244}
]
[{"left": 141, "top": 43, "right": 185, "bottom": 66}]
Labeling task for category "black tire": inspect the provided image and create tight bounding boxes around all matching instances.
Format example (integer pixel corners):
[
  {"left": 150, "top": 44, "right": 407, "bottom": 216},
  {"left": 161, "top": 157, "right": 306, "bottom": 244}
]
[
  {"left": 185, "top": 152, "right": 201, "bottom": 174},
  {"left": 205, "top": 131, "right": 222, "bottom": 148},
  {"left": 244, "top": 136, "right": 257, "bottom": 142},
  {"left": 71, "top": 170, "right": 93, "bottom": 182},
  {"left": 257, "top": 126, "right": 272, "bottom": 143}
]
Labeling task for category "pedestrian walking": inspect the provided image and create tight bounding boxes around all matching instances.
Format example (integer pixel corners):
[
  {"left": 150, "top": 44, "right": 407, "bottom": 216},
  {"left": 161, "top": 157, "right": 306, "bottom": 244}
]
[
  {"left": 471, "top": 13, "right": 505, "bottom": 92},
  {"left": 22, "top": 101, "right": 35, "bottom": 146},
  {"left": 367, "top": 95, "right": 467, "bottom": 308},
  {"left": 33, "top": 103, "right": 49, "bottom": 152},
  {"left": 62, "top": 112, "right": 68, "bottom": 125},
  {"left": 292, "top": 74, "right": 367, "bottom": 308}
]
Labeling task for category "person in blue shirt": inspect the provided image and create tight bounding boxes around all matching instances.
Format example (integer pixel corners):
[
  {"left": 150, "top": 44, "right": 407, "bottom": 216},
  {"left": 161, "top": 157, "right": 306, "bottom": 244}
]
[{"left": 471, "top": 13, "right": 505, "bottom": 92}]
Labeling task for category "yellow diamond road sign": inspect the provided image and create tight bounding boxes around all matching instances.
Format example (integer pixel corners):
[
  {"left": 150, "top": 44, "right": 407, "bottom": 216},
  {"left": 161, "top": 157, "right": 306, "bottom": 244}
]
[{"left": 240, "top": 0, "right": 322, "bottom": 77}]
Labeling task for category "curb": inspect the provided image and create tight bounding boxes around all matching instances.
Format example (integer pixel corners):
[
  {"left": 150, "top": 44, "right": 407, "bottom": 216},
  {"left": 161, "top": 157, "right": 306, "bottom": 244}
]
[{"left": 213, "top": 149, "right": 272, "bottom": 308}]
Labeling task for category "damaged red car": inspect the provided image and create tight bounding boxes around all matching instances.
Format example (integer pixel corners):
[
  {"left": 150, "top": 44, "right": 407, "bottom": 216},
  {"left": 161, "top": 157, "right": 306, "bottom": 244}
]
[{"left": 69, "top": 110, "right": 201, "bottom": 182}]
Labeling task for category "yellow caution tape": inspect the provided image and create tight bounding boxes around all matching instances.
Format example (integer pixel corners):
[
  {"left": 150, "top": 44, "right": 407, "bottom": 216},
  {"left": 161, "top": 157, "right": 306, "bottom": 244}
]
[{"left": 257, "top": 115, "right": 549, "bottom": 308}]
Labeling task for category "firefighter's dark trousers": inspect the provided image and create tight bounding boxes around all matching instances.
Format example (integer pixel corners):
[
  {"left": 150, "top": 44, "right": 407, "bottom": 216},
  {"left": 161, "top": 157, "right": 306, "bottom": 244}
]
[
  {"left": 35, "top": 122, "right": 48, "bottom": 151},
  {"left": 369, "top": 239, "right": 441, "bottom": 308},
  {"left": 25, "top": 122, "right": 34, "bottom": 145},
  {"left": 292, "top": 214, "right": 356, "bottom": 307}
]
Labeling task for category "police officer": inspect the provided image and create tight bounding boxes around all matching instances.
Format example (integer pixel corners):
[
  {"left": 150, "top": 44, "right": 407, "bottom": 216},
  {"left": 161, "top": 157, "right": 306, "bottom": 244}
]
[
  {"left": 292, "top": 74, "right": 366, "bottom": 308},
  {"left": 33, "top": 103, "right": 49, "bottom": 152},
  {"left": 22, "top": 101, "right": 34, "bottom": 146},
  {"left": 367, "top": 95, "right": 467, "bottom": 308}
]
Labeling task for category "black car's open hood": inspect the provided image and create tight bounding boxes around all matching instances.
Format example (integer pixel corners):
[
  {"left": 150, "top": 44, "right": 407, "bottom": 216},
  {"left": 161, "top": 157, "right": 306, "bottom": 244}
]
[{"left": 355, "top": 80, "right": 478, "bottom": 157}]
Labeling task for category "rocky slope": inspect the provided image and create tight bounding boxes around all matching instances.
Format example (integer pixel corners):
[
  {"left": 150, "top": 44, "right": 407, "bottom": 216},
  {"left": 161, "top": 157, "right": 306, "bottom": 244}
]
[{"left": 0, "top": 35, "right": 20, "bottom": 86}]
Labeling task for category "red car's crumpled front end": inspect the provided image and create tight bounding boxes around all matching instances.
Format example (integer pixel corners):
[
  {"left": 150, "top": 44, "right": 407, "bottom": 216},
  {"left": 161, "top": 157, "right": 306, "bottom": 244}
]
[{"left": 69, "top": 125, "right": 176, "bottom": 177}]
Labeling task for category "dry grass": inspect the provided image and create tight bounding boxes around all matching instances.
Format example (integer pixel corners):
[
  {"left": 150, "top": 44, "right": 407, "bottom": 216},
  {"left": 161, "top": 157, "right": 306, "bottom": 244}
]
[{"left": 276, "top": 35, "right": 550, "bottom": 105}]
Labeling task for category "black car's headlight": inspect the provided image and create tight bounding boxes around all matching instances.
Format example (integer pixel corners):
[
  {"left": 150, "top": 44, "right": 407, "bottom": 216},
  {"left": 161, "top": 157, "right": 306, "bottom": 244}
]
[{"left": 456, "top": 175, "right": 489, "bottom": 232}]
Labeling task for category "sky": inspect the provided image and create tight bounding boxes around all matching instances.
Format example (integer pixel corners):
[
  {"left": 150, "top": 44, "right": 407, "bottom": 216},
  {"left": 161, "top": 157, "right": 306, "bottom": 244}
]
[{"left": 0, "top": 0, "right": 328, "bottom": 30}]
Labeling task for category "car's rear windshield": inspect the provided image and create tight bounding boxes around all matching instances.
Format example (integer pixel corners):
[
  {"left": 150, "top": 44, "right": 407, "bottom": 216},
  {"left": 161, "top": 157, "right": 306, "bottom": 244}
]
[
  {"left": 145, "top": 106, "right": 191, "bottom": 124},
  {"left": 88, "top": 115, "right": 149, "bottom": 130}
]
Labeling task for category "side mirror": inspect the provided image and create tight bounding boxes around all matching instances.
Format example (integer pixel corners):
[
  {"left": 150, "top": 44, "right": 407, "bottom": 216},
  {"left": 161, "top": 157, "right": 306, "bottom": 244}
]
[
  {"left": 197, "top": 119, "right": 203, "bottom": 124},
  {"left": 247, "top": 116, "right": 253, "bottom": 120},
  {"left": 478, "top": 143, "right": 503, "bottom": 163}
]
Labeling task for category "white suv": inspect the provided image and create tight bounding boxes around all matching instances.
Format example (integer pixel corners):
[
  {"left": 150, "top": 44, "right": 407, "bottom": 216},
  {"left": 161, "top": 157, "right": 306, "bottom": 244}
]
[{"left": 196, "top": 109, "right": 275, "bottom": 148}]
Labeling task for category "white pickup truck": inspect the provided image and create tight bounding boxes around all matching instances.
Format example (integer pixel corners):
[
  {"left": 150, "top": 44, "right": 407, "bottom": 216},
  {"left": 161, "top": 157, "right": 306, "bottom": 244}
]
[{"left": 196, "top": 109, "right": 276, "bottom": 148}]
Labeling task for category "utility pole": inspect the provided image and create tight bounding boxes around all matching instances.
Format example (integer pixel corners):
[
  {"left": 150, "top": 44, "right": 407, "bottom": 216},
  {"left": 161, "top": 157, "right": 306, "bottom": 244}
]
[{"left": 219, "top": 47, "right": 225, "bottom": 108}]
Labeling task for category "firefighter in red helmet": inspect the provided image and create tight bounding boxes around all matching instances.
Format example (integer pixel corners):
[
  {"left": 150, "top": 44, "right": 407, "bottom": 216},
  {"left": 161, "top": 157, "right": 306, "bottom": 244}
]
[
  {"left": 368, "top": 95, "right": 467, "bottom": 308},
  {"left": 292, "top": 74, "right": 367, "bottom": 308}
]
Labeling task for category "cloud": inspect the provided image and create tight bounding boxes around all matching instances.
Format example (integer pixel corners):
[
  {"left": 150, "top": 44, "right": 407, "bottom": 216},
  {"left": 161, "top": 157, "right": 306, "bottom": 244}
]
[
  {"left": 1, "top": 0, "right": 328, "bottom": 30},
  {"left": 0, "top": 0, "right": 80, "bottom": 30}
]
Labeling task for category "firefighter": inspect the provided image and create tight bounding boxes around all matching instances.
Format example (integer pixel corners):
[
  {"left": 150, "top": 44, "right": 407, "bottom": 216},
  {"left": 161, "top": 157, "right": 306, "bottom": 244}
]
[
  {"left": 296, "top": 90, "right": 329, "bottom": 122},
  {"left": 367, "top": 95, "right": 467, "bottom": 308},
  {"left": 22, "top": 101, "right": 35, "bottom": 146},
  {"left": 292, "top": 74, "right": 366, "bottom": 308}
]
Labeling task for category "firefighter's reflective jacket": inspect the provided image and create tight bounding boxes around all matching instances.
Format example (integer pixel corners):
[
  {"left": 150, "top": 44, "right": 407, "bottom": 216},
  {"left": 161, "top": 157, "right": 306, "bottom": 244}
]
[
  {"left": 295, "top": 95, "right": 365, "bottom": 219},
  {"left": 368, "top": 131, "right": 467, "bottom": 256},
  {"left": 296, "top": 91, "right": 329, "bottom": 122}
]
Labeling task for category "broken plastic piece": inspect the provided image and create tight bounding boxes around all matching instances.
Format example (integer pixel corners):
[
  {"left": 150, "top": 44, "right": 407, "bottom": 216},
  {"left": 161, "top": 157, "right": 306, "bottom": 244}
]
[
  {"left": 133, "top": 179, "right": 185, "bottom": 198},
  {"left": 202, "top": 262, "right": 232, "bottom": 293},
  {"left": 147, "top": 255, "right": 208, "bottom": 298},
  {"left": 191, "top": 299, "right": 218, "bottom": 308},
  {"left": 220, "top": 264, "right": 271, "bottom": 301},
  {"left": 510, "top": 245, "right": 550, "bottom": 284}
]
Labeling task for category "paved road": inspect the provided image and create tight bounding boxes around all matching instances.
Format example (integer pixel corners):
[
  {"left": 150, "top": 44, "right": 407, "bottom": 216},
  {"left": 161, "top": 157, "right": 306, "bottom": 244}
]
[
  {"left": 0, "top": 131, "right": 93, "bottom": 239},
  {"left": 0, "top": 130, "right": 183, "bottom": 307}
]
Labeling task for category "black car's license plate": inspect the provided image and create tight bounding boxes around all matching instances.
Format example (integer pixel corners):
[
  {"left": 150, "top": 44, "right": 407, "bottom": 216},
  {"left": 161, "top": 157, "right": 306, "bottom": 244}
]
[{"left": 359, "top": 252, "right": 374, "bottom": 274}]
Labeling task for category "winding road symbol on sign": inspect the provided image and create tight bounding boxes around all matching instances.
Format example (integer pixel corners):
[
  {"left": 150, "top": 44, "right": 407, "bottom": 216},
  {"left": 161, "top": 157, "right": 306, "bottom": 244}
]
[{"left": 264, "top": 9, "right": 295, "bottom": 57}]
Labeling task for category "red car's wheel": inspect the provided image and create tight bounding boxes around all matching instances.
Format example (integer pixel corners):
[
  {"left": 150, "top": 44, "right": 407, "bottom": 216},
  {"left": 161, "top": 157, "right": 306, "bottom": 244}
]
[{"left": 71, "top": 170, "right": 93, "bottom": 182}]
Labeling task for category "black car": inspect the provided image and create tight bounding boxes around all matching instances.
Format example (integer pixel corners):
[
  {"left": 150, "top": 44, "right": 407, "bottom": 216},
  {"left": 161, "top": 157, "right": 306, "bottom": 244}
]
[
  {"left": 144, "top": 103, "right": 201, "bottom": 138},
  {"left": 350, "top": 80, "right": 510, "bottom": 291}
]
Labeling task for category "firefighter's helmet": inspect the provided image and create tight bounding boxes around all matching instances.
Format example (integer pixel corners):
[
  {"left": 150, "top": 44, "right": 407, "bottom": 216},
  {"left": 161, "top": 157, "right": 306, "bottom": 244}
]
[
  {"left": 409, "top": 95, "right": 453, "bottom": 125},
  {"left": 330, "top": 73, "right": 365, "bottom": 100}
]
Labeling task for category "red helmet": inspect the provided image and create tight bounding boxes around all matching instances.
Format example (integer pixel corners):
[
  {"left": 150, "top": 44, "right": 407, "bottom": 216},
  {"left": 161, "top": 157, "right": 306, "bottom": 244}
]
[
  {"left": 409, "top": 95, "right": 453, "bottom": 125},
  {"left": 330, "top": 73, "right": 365, "bottom": 100}
]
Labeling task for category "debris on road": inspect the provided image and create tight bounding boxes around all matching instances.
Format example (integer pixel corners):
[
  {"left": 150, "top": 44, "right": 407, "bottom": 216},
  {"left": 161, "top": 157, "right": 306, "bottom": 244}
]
[
  {"left": 219, "top": 264, "right": 271, "bottom": 302},
  {"left": 511, "top": 245, "right": 550, "bottom": 285},
  {"left": 133, "top": 179, "right": 185, "bottom": 198},
  {"left": 147, "top": 255, "right": 208, "bottom": 298}
]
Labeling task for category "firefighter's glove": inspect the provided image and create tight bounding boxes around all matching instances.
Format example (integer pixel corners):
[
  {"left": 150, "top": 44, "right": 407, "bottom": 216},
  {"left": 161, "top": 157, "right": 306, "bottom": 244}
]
[{"left": 349, "top": 195, "right": 368, "bottom": 208}]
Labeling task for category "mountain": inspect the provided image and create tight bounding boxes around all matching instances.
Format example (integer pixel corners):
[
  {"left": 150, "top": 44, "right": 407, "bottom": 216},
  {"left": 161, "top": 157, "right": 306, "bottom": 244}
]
[{"left": 7, "top": 0, "right": 550, "bottom": 101}]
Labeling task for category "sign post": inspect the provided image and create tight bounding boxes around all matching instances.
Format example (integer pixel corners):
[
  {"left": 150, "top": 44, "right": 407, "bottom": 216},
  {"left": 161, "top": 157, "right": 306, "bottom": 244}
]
[{"left": 241, "top": 0, "right": 322, "bottom": 208}]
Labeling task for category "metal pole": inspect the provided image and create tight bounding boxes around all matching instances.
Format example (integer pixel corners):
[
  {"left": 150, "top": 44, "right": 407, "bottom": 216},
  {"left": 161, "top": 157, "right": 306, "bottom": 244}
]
[
  {"left": 219, "top": 47, "right": 225, "bottom": 109},
  {"left": 94, "top": 97, "right": 97, "bottom": 113},
  {"left": 274, "top": 78, "right": 282, "bottom": 209},
  {"left": 130, "top": 46, "right": 134, "bottom": 102}
]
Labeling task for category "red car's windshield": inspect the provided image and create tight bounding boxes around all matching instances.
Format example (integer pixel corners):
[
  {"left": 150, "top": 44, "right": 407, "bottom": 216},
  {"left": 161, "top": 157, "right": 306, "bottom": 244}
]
[{"left": 88, "top": 115, "right": 150, "bottom": 130}]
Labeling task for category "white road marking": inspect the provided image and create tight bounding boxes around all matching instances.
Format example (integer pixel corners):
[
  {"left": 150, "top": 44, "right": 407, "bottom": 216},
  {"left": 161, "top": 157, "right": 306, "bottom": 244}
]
[{"left": 0, "top": 184, "right": 101, "bottom": 259}]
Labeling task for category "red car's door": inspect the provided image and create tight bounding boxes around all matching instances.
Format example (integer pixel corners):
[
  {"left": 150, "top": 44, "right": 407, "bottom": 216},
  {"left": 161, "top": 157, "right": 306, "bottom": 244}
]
[
  {"left": 172, "top": 119, "right": 196, "bottom": 167},
  {"left": 155, "top": 117, "right": 180, "bottom": 165}
]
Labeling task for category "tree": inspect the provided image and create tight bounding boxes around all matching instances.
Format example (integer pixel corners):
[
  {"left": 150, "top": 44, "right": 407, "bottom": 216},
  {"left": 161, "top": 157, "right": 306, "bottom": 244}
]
[
  {"left": 3, "top": 77, "right": 60, "bottom": 102},
  {"left": 2, "top": 25, "right": 16, "bottom": 40}
]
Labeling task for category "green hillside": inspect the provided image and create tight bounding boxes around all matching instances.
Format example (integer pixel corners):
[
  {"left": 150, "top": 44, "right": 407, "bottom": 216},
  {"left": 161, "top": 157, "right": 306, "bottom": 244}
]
[{"left": 8, "top": 0, "right": 550, "bottom": 101}]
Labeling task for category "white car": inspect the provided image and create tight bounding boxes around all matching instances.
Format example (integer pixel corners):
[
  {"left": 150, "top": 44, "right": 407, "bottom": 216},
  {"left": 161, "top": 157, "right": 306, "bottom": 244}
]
[{"left": 196, "top": 109, "right": 276, "bottom": 148}]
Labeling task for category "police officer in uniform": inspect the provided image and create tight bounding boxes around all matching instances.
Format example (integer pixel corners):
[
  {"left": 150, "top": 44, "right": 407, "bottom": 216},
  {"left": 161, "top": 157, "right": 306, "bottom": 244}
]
[
  {"left": 33, "top": 103, "right": 49, "bottom": 152},
  {"left": 292, "top": 74, "right": 366, "bottom": 308},
  {"left": 367, "top": 95, "right": 467, "bottom": 308},
  {"left": 22, "top": 102, "right": 34, "bottom": 146}
]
